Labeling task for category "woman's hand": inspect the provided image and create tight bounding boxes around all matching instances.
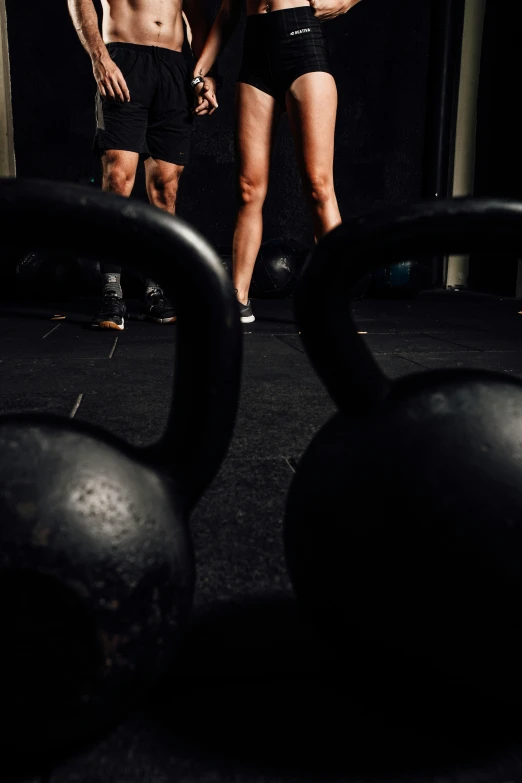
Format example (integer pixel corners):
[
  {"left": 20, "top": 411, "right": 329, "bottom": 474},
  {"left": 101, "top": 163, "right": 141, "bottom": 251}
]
[
  {"left": 310, "top": 0, "right": 362, "bottom": 22},
  {"left": 193, "top": 76, "right": 219, "bottom": 116}
]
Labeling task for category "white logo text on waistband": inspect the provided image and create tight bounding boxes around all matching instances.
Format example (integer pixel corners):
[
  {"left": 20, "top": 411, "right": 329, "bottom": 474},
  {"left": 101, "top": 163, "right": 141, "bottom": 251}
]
[{"left": 290, "top": 27, "right": 311, "bottom": 35}]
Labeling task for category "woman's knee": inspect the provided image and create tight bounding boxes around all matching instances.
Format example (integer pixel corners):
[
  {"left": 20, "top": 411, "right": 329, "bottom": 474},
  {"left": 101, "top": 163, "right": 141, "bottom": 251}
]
[
  {"left": 304, "top": 171, "right": 335, "bottom": 209},
  {"left": 237, "top": 173, "right": 267, "bottom": 208}
]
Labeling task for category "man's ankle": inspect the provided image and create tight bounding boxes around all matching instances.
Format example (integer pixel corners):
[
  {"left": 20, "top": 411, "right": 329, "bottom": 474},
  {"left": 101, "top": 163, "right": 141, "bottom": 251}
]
[
  {"left": 103, "top": 286, "right": 123, "bottom": 299},
  {"left": 102, "top": 272, "right": 123, "bottom": 299},
  {"left": 145, "top": 279, "right": 162, "bottom": 296}
]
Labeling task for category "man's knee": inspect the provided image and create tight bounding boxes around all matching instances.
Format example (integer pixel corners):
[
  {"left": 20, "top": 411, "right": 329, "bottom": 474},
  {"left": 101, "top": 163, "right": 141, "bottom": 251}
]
[
  {"left": 149, "top": 175, "right": 179, "bottom": 204},
  {"left": 147, "top": 168, "right": 182, "bottom": 211},
  {"left": 102, "top": 152, "right": 135, "bottom": 196}
]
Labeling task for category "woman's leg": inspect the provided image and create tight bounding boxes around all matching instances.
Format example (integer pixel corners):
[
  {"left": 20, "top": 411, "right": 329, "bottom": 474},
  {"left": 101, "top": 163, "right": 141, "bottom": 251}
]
[
  {"left": 285, "top": 72, "right": 341, "bottom": 241},
  {"left": 233, "top": 82, "right": 281, "bottom": 305}
]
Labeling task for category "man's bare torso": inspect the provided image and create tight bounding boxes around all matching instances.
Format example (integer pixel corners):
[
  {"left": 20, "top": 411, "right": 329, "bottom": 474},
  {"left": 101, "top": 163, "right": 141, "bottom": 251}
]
[{"left": 101, "top": 0, "right": 185, "bottom": 51}]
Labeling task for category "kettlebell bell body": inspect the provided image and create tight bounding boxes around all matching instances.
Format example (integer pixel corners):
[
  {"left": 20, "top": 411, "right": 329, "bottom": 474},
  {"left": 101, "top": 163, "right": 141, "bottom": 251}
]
[
  {"left": 0, "top": 179, "right": 242, "bottom": 768},
  {"left": 286, "top": 369, "right": 522, "bottom": 704},
  {"left": 286, "top": 198, "right": 522, "bottom": 707},
  {"left": 0, "top": 416, "right": 194, "bottom": 754}
]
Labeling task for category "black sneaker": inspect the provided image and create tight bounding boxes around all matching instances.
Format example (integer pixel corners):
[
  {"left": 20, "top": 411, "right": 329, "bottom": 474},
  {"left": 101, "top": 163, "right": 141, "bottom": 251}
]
[
  {"left": 238, "top": 298, "right": 255, "bottom": 324},
  {"left": 91, "top": 293, "right": 126, "bottom": 330},
  {"left": 140, "top": 288, "right": 177, "bottom": 324}
]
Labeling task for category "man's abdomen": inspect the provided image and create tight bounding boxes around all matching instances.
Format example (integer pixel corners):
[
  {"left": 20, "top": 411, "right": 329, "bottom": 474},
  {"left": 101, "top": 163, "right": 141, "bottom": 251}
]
[{"left": 101, "top": 0, "right": 185, "bottom": 51}]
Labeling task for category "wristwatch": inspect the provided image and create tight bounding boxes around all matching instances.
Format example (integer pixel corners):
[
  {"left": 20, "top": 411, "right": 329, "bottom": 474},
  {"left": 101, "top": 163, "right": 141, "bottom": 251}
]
[{"left": 190, "top": 76, "right": 205, "bottom": 90}]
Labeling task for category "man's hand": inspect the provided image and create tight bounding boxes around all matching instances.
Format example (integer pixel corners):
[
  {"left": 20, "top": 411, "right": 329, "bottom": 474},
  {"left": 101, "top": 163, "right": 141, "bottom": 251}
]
[
  {"left": 93, "top": 55, "right": 131, "bottom": 102},
  {"left": 193, "top": 76, "right": 218, "bottom": 116},
  {"left": 310, "top": 0, "right": 362, "bottom": 22}
]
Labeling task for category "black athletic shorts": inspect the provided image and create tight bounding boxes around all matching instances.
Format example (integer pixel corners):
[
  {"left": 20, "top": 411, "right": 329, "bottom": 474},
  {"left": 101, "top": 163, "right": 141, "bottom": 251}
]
[
  {"left": 238, "top": 6, "right": 332, "bottom": 104},
  {"left": 93, "top": 42, "right": 193, "bottom": 166}
]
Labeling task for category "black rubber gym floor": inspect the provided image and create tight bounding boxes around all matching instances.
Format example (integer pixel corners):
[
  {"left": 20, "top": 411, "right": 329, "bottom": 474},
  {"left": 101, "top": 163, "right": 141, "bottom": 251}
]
[{"left": 4, "top": 291, "right": 522, "bottom": 783}]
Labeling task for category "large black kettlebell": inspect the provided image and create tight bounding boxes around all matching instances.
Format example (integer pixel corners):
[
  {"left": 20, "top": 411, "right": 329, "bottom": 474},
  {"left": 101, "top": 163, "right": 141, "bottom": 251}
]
[
  {"left": 0, "top": 179, "right": 242, "bottom": 770},
  {"left": 284, "top": 198, "right": 522, "bottom": 708}
]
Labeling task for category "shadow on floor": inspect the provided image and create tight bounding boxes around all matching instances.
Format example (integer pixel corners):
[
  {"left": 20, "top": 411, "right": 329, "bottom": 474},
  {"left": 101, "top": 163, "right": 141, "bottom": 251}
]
[{"left": 143, "top": 595, "right": 522, "bottom": 781}]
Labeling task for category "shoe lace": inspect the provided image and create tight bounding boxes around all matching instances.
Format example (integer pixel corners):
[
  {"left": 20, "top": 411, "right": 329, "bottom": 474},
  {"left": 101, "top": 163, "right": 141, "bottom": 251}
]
[
  {"left": 148, "top": 290, "right": 167, "bottom": 307},
  {"left": 101, "top": 292, "right": 124, "bottom": 311}
]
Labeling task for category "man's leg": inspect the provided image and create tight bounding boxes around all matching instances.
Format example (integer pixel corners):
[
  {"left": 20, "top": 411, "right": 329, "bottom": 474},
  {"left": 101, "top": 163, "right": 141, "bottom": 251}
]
[
  {"left": 92, "top": 149, "right": 139, "bottom": 330},
  {"left": 101, "top": 149, "right": 139, "bottom": 296},
  {"left": 142, "top": 47, "right": 193, "bottom": 322},
  {"left": 145, "top": 157, "right": 183, "bottom": 215},
  {"left": 144, "top": 156, "right": 183, "bottom": 294},
  {"left": 138, "top": 157, "right": 184, "bottom": 324}
]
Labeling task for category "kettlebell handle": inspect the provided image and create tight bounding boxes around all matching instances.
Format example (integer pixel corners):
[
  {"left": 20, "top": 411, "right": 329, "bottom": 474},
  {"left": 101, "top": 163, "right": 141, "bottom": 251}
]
[
  {"left": 294, "top": 197, "right": 522, "bottom": 415},
  {"left": 0, "top": 178, "right": 242, "bottom": 510}
]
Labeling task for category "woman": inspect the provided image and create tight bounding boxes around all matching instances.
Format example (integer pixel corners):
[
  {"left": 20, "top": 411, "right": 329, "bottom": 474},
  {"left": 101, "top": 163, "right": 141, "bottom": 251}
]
[{"left": 192, "top": 0, "right": 362, "bottom": 322}]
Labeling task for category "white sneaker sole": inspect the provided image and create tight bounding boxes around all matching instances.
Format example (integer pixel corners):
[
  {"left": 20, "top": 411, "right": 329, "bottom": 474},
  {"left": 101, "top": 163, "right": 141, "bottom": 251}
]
[
  {"left": 240, "top": 314, "right": 255, "bottom": 324},
  {"left": 148, "top": 316, "right": 177, "bottom": 324}
]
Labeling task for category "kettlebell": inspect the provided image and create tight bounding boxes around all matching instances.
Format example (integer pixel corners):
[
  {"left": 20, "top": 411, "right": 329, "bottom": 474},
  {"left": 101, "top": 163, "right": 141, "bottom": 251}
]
[
  {"left": 0, "top": 179, "right": 242, "bottom": 771},
  {"left": 284, "top": 198, "right": 522, "bottom": 709}
]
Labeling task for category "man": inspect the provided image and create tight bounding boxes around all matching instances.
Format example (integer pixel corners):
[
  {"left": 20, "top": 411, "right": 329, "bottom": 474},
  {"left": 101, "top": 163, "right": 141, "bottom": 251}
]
[{"left": 68, "top": 0, "right": 218, "bottom": 330}]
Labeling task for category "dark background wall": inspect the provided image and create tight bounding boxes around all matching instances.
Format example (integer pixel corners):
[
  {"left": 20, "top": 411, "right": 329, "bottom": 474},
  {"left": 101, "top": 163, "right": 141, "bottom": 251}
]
[
  {"left": 6, "top": 0, "right": 431, "bottom": 249},
  {"left": 470, "top": 0, "right": 522, "bottom": 296}
]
